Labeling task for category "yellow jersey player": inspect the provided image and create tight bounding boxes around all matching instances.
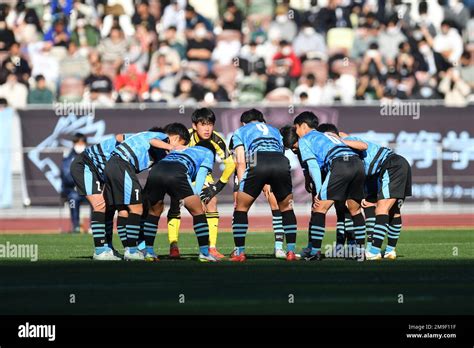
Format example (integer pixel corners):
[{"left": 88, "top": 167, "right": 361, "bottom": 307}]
[{"left": 167, "top": 108, "right": 235, "bottom": 259}]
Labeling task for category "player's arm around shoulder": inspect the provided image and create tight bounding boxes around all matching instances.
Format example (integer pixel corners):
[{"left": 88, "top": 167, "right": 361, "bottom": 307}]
[{"left": 340, "top": 134, "right": 368, "bottom": 151}]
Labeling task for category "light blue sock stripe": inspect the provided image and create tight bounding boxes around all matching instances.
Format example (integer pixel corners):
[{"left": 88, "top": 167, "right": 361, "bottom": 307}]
[
  {"left": 232, "top": 224, "right": 248, "bottom": 227},
  {"left": 233, "top": 233, "right": 246, "bottom": 238},
  {"left": 143, "top": 232, "right": 156, "bottom": 237},
  {"left": 196, "top": 232, "right": 209, "bottom": 237}
]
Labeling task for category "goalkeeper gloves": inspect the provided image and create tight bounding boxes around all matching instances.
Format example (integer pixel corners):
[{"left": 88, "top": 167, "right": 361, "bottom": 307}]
[{"left": 200, "top": 180, "right": 226, "bottom": 204}]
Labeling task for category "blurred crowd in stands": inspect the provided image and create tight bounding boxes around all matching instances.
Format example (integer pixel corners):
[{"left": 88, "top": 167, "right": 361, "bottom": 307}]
[{"left": 0, "top": 0, "right": 473, "bottom": 109}]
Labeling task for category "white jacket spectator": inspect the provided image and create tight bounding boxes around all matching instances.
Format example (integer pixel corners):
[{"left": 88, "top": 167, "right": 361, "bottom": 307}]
[
  {"left": 161, "top": 0, "right": 186, "bottom": 32},
  {"left": 212, "top": 39, "right": 241, "bottom": 65},
  {"left": 438, "top": 68, "right": 471, "bottom": 107},
  {"left": 378, "top": 22, "right": 406, "bottom": 62},
  {"left": 28, "top": 41, "right": 60, "bottom": 84},
  {"left": 293, "top": 25, "right": 327, "bottom": 59},
  {"left": 433, "top": 22, "right": 464, "bottom": 64},
  {"left": 0, "top": 74, "right": 28, "bottom": 109}
]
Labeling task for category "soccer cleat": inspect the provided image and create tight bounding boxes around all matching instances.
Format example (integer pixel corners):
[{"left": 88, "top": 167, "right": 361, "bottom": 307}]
[
  {"left": 383, "top": 250, "right": 397, "bottom": 260},
  {"left": 365, "top": 250, "right": 382, "bottom": 260},
  {"left": 198, "top": 253, "right": 219, "bottom": 262},
  {"left": 93, "top": 249, "right": 122, "bottom": 261},
  {"left": 286, "top": 251, "right": 297, "bottom": 261},
  {"left": 275, "top": 248, "right": 287, "bottom": 259},
  {"left": 144, "top": 250, "right": 159, "bottom": 262},
  {"left": 124, "top": 247, "right": 145, "bottom": 261},
  {"left": 304, "top": 251, "right": 322, "bottom": 261},
  {"left": 229, "top": 248, "right": 246, "bottom": 262},
  {"left": 169, "top": 243, "right": 180, "bottom": 259},
  {"left": 209, "top": 247, "right": 225, "bottom": 259},
  {"left": 299, "top": 246, "right": 312, "bottom": 259}
]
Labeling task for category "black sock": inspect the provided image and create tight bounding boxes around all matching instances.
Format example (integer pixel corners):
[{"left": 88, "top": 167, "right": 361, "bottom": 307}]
[
  {"left": 104, "top": 209, "right": 115, "bottom": 248},
  {"left": 352, "top": 213, "right": 366, "bottom": 247},
  {"left": 143, "top": 214, "right": 160, "bottom": 247},
  {"left": 232, "top": 211, "right": 248, "bottom": 252},
  {"left": 372, "top": 214, "right": 390, "bottom": 250},
  {"left": 281, "top": 210, "right": 297, "bottom": 252},
  {"left": 126, "top": 213, "right": 142, "bottom": 248},
  {"left": 91, "top": 211, "right": 106, "bottom": 248},
  {"left": 309, "top": 212, "right": 325, "bottom": 253},
  {"left": 271, "top": 210, "right": 284, "bottom": 246},
  {"left": 335, "top": 208, "right": 346, "bottom": 246},
  {"left": 364, "top": 206, "right": 376, "bottom": 245},
  {"left": 117, "top": 216, "right": 127, "bottom": 248},
  {"left": 193, "top": 214, "right": 209, "bottom": 255},
  {"left": 388, "top": 216, "right": 402, "bottom": 248}
]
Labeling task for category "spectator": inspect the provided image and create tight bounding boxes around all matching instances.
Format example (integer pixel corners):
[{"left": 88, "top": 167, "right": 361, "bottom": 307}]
[
  {"left": 132, "top": 1, "right": 157, "bottom": 32},
  {"left": 1, "top": 42, "right": 31, "bottom": 85},
  {"left": 84, "top": 61, "right": 115, "bottom": 106},
  {"left": 59, "top": 42, "right": 90, "bottom": 80},
  {"left": 438, "top": 68, "right": 471, "bottom": 106},
  {"left": 238, "top": 41, "right": 267, "bottom": 76},
  {"left": 28, "top": 41, "right": 60, "bottom": 85},
  {"left": 294, "top": 74, "right": 323, "bottom": 105},
  {"left": 98, "top": 26, "right": 129, "bottom": 69},
  {"left": 414, "top": 38, "right": 451, "bottom": 77},
  {"left": 212, "top": 34, "right": 241, "bottom": 65},
  {"left": 443, "top": 0, "right": 470, "bottom": 31},
  {"left": 61, "top": 133, "right": 88, "bottom": 234},
  {"left": 268, "top": 5, "right": 297, "bottom": 42},
  {"left": 174, "top": 76, "right": 203, "bottom": 104},
  {"left": 0, "top": 18, "right": 15, "bottom": 51},
  {"left": 0, "top": 73, "right": 28, "bottom": 109},
  {"left": 115, "top": 64, "right": 149, "bottom": 102},
  {"left": 44, "top": 18, "right": 70, "bottom": 48},
  {"left": 186, "top": 22, "right": 215, "bottom": 64},
  {"left": 161, "top": 0, "right": 186, "bottom": 32},
  {"left": 203, "top": 73, "right": 230, "bottom": 103},
  {"left": 147, "top": 48, "right": 180, "bottom": 97},
  {"left": 145, "top": 86, "right": 168, "bottom": 103},
  {"left": 458, "top": 52, "right": 474, "bottom": 90},
  {"left": 432, "top": 20, "right": 464, "bottom": 64},
  {"left": 378, "top": 18, "right": 406, "bottom": 63},
  {"left": 70, "top": 15, "right": 101, "bottom": 49},
  {"left": 27, "top": 75, "right": 54, "bottom": 104},
  {"left": 185, "top": 5, "right": 213, "bottom": 32},
  {"left": 292, "top": 20, "right": 327, "bottom": 60},
  {"left": 163, "top": 25, "right": 186, "bottom": 60},
  {"left": 222, "top": 1, "right": 243, "bottom": 32},
  {"left": 271, "top": 40, "right": 302, "bottom": 79}
]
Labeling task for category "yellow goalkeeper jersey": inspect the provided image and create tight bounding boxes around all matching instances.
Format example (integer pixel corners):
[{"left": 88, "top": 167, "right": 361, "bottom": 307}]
[{"left": 188, "top": 129, "right": 235, "bottom": 184}]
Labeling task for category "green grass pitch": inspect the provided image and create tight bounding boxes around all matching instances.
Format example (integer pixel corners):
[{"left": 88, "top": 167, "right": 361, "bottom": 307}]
[{"left": 0, "top": 229, "right": 473, "bottom": 315}]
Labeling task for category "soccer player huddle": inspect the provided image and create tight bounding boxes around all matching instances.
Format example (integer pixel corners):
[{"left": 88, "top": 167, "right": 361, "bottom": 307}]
[{"left": 70, "top": 107, "right": 411, "bottom": 262}]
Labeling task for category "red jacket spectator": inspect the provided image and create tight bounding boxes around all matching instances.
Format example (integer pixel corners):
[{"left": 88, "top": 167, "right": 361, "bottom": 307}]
[
  {"left": 272, "top": 48, "right": 302, "bottom": 78},
  {"left": 114, "top": 64, "right": 149, "bottom": 98}
]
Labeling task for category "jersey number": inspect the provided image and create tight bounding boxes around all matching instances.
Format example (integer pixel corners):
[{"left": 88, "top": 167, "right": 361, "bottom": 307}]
[
  {"left": 135, "top": 189, "right": 140, "bottom": 201},
  {"left": 96, "top": 181, "right": 101, "bottom": 192},
  {"left": 256, "top": 123, "right": 269, "bottom": 135}
]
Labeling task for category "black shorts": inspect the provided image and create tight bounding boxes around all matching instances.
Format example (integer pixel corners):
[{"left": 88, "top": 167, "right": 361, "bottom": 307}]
[
  {"left": 70, "top": 153, "right": 103, "bottom": 196},
  {"left": 103, "top": 155, "right": 142, "bottom": 206},
  {"left": 239, "top": 152, "right": 292, "bottom": 202},
  {"left": 377, "top": 154, "right": 412, "bottom": 200},
  {"left": 319, "top": 156, "right": 365, "bottom": 201},
  {"left": 144, "top": 161, "right": 195, "bottom": 206}
]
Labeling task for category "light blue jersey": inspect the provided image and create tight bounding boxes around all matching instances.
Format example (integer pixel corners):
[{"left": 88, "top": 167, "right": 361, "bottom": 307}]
[
  {"left": 162, "top": 146, "right": 214, "bottom": 181},
  {"left": 112, "top": 131, "right": 168, "bottom": 172},
  {"left": 344, "top": 136, "right": 393, "bottom": 176},
  {"left": 85, "top": 133, "right": 134, "bottom": 178},
  {"left": 299, "top": 130, "right": 357, "bottom": 172},
  {"left": 231, "top": 122, "right": 284, "bottom": 157}
]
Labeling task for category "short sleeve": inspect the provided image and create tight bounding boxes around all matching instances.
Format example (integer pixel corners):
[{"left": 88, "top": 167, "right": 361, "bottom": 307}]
[
  {"left": 202, "top": 150, "right": 215, "bottom": 170},
  {"left": 298, "top": 136, "right": 316, "bottom": 163},
  {"left": 231, "top": 129, "right": 243, "bottom": 149}
]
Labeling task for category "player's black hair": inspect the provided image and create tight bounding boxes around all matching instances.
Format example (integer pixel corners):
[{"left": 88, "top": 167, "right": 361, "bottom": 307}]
[
  {"left": 240, "top": 108, "right": 266, "bottom": 124},
  {"left": 164, "top": 123, "right": 191, "bottom": 145},
  {"left": 72, "top": 133, "right": 87, "bottom": 144},
  {"left": 317, "top": 123, "right": 339, "bottom": 134},
  {"left": 195, "top": 140, "right": 216, "bottom": 158},
  {"left": 191, "top": 107, "right": 216, "bottom": 125},
  {"left": 280, "top": 125, "right": 298, "bottom": 149},
  {"left": 293, "top": 111, "right": 319, "bottom": 129}
]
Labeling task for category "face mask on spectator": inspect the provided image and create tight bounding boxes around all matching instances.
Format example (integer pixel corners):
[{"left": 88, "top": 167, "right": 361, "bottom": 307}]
[
  {"left": 120, "top": 91, "right": 135, "bottom": 102},
  {"left": 419, "top": 45, "right": 430, "bottom": 55},
  {"left": 303, "top": 27, "right": 315, "bottom": 36},
  {"left": 276, "top": 15, "right": 287, "bottom": 23},
  {"left": 150, "top": 90, "right": 162, "bottom": 101},
  {"left": 195, "top": 27, "right": 207, "bottom": 39},
  {"left": 387, "top": 26, "right": 398, "bottom": 34},
  {"left": 74, "top": 144, "right": 86, "bottom": 154},
  {"left": 282, "top": 47, "right": 291, "bottom": 55}
]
